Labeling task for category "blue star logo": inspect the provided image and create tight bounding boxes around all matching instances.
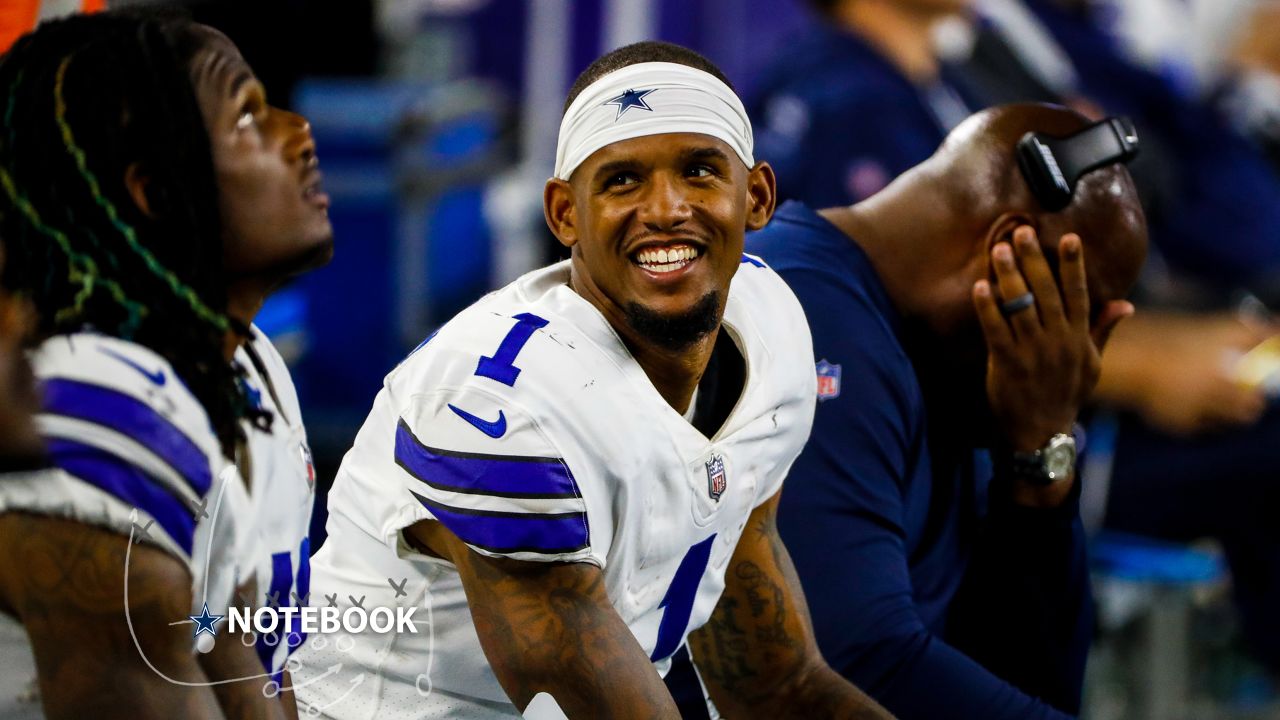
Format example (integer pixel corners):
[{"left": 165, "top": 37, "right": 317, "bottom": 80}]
[
  {"left": 189, "top": 603, "right": 225, "bottom": 639},
  {"left": 603, "top": 88, "right": 657, "bottom": 120}
]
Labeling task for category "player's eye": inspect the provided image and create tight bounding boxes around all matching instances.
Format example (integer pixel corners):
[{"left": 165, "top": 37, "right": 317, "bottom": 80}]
[
  {"left": 235, "top": 96, "right": 267, "bottom": 131},
  {"left": 686, "top": 164, "right": 716, "bottom": 179},
  {"left": 604, "top": 172, "right": 639, "bottom": 190}
]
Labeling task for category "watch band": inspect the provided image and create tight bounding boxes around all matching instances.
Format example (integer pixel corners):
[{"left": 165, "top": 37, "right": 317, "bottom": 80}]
[{"left": 995, "top": 433, "right": 1077, "bottom": 486}]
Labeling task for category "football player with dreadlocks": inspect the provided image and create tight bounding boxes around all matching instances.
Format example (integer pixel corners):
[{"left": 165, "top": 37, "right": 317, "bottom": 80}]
[{"left": 0, "top": 11, "right": 332, "bottom": 719}]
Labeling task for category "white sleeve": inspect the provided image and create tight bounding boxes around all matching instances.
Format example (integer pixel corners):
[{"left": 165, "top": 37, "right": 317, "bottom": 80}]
[
  {"left": 2, "top": 334, "right": 250, "bottom": 617},
  {"left": 392, "top": 382, "right": 598, "bottom": 566}
]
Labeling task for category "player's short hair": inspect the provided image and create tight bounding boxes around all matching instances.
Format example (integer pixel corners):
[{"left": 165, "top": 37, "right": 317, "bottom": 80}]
[
  {"left": 0, "top": 10, "right": 267, "bottom": 457},
  {"left": 563, "top": 40, "right": 735, "bottom": 114}
]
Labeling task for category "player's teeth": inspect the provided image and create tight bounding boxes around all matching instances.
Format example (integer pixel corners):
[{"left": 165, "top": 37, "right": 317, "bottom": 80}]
[{"left": 634, "top": 246, "right": 700, "bottom": 270}]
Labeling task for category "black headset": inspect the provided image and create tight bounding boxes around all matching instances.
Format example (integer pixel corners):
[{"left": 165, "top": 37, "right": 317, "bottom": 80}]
[{"left": 1016, "top": 116, "right": 1140, "bottom": 212}]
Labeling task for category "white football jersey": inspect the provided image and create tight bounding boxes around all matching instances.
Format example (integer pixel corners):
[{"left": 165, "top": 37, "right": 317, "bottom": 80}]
[
  {"left": 293, "top": 257, "right": 816, "bottom": 719},
  {"left": 235, "top": 326, "right": 318, "bottom": 681},
  {"left": 0, "top": 333, "right": 251, "bottom": 622},
  {"left": 0, "top": 329, "right": 316, "bottom": 682}
]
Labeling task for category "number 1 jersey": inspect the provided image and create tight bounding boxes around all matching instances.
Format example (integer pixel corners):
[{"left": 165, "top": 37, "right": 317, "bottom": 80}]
[{"left": 294, "top": 258, "right": 816, "bottom": 718}]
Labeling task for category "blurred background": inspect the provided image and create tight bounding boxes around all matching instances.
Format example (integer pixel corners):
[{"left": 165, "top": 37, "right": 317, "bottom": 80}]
[{"left": 5, "top": 0, "right": 1280, "bottom": 718}]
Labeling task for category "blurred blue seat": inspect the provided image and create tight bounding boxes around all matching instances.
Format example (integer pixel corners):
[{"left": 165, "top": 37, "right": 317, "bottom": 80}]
[
  {"left": 1090, "top": 532, "right": 1228, "bottom": 720},
  {"left": 1092, "top": 531, "right": 1227, "bottom": 586}
]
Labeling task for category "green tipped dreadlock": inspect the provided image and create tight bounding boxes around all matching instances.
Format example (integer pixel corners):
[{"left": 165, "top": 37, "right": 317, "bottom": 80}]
[
  {"left": 0, "top": 11, "right": 271, "bottom": 457},
  {"left": 51, "top": 55, "right": 228, "bottom": 334}
]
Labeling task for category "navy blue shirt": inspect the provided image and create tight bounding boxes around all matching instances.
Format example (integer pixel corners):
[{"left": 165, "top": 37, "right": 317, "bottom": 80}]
[
  {"left": 748, "top": 24, "right": 978, "bottom": 207},
  {"left": 746, "top": 202, "right": 1091, "bottom": 720}
]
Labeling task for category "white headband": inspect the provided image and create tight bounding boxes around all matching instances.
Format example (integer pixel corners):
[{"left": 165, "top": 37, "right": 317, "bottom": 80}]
[{"left": 553, "top": 61, "right": 755, "bottom": 181}]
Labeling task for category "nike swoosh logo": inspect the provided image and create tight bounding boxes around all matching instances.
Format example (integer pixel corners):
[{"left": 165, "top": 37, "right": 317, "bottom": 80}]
[
  {"left": 99, "top": 347, "right": 166, "bottom": 386},
  {"left": 448, "top": 404, "right": 507, "bottom": 438}
]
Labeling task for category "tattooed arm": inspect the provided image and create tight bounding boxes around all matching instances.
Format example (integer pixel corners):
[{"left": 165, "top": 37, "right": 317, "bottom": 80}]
[
  {"left": 0, "top": 512, "right": 286, "bottom": 720},
  {"left": 407, "top": 519, "right": 680, "bottom": 719},
  {"left": 687, "top": 493, "right": 894, "bottom": 719}
]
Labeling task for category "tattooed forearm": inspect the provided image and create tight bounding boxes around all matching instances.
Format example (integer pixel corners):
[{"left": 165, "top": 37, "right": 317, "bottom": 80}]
[
  {"left": 0, "top": 512, "right": 285, "bottom": 719},
  {"left": 413, "top": 520, "right": 679, "bottom": 720},
  {"left": 690, "top": 495, "right": 895, "bottom": 719}
]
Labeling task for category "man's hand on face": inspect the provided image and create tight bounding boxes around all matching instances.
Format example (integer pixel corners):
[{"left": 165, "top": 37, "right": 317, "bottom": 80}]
[{"left": 973, "top": 226, "right": 1132, "bottom": 500}]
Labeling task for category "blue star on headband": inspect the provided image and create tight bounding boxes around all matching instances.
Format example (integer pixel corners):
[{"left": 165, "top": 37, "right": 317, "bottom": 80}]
[{"left": 603, "top": 88, "right": 656, "bottom": 120}]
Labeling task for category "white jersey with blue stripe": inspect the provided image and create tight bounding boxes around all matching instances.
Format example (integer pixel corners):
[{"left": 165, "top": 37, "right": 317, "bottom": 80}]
[
  {"left": 293, "top": 257, "right": 816, "bottom": 719},
  {"left": 0, "top": 332, "right": 253, "bottom": 622},
  {"left": 235, "top": 326, "right": 318, "bottom": 682}
]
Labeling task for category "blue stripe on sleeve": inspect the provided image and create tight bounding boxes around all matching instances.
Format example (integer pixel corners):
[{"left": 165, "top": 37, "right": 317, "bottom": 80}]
[
  {"left": 40, "top": 378, "right": 212, "bottom": 495},
  {"left": 409, "top": 490, "right": 589, "bottom": 555},
  {"left": 45, "top": 438, "right": 196, "bottom": 555},
  {"left": 394, "top": 420, "right": 581, "bottom": 499}
]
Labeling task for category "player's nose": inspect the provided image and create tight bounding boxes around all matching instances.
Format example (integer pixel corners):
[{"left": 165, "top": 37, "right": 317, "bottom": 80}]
[
  {"left": 279, "top": 108, "right": 317, "bottom": 165},
  {"left": 638, "top": 171, "right": 692, "bottom": 231}
]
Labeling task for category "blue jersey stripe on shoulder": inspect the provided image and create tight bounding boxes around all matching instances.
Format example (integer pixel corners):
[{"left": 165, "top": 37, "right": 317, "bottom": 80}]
[
  {"left": 740, "top": 253, "right": 767, "bottom": 268},
  {"left": 410, "top": 490, "right": 589, "bottom": 555},
  {"left": 40, "top": 378, "right": 212, "bottom": 495},
  {"left": 394, "top": 420, "right": 580, "bottom": 500},
  {"left": 45, "top": 438, "right": 196, "bottom": 554}
]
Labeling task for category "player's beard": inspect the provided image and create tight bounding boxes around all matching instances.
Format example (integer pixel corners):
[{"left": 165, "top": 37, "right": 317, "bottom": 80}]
[{"left": 624, "top": 291, "right": 721, "bottom": 352}]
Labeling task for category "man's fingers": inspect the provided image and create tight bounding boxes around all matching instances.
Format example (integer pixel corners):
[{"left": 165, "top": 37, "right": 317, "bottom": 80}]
[
  {"left": 1091, "top": 300, "right": 1135, "bottom": 353},
  {"left": 974, "top": 280, "right": 1013, "bottom": 352},
  {"left": 991, "top": 238, "right": 1040, "bottom": 339},
  {"left": 1013, "top": 227, "right": 1066, "bottom": 331},
  {"left": 1058, "top": 234, "right": 1090, "bottom": 332}
]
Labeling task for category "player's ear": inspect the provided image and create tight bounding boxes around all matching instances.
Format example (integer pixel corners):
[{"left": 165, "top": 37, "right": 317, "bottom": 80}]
[
  {"left": 124, "top": 162, "right": 157, "bottom": 219},
  {"left": 745, "top": 161, "right": 776, "bottom": 232},
  {"left": 983, "top": 212, "right": 1035, "bottom": 258},
  {"left": 543, "top": 178, "right": 579, "bottom": 249}
]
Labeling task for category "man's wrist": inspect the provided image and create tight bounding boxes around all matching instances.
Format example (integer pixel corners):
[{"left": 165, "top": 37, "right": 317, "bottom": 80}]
[{"left": 992, "top": 426, "right": 1082, "bottom": 509}]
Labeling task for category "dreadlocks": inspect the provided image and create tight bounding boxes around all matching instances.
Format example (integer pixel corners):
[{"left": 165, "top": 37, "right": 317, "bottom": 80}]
[{"left": 0, "top": 11, "right": 270, "bottom": 458}]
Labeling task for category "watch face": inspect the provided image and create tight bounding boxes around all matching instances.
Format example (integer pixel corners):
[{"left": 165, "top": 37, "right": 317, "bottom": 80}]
[{"left": 1044, "top": 436, "right": 1076, "bottom": 480}]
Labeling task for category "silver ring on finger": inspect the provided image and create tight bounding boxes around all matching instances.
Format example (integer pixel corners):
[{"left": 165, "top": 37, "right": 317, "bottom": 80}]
[{"left": 999, "top": 292, "right": 1036, "bottom": 317}]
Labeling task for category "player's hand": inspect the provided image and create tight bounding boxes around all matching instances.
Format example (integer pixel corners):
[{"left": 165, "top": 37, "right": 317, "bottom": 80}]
[{"left": 973, "top": 226, "right": 1132, "bottom": 455}]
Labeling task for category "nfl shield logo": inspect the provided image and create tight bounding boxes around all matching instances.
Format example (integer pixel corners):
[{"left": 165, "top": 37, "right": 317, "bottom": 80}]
[
  {"left": 705, "top": 455, "right": 727, "bottom": 502},
  {"left": 299, "top": 442, "right": 315, "bottom": 493},
  {"left": 816, "top": 359, "right": 842, "bottom": 401}
]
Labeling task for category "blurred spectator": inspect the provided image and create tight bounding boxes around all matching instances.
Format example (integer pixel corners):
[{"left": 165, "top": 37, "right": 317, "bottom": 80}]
[
  {"left": 748, "top": 0, "right": 979, "bottom": 207},
  {"left": 1218, "top": 2, "right": 1280, "bottom": 173}
]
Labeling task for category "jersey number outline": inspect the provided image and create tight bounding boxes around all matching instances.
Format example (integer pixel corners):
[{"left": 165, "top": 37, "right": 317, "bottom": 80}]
[
  {"left": 651, "top": 534, "right": 716, "bottom": 662},
  {"left": 255, "top": 536, "right": 311, "bottom": 681},
  {"left": 475, "top": 312, "right": 549, "bottom": 386}
]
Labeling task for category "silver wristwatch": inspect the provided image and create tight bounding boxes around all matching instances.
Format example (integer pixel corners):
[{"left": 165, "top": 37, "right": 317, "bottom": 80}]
[{"left": 1002, "top": 433, "right": 1077, "bottom": 486}]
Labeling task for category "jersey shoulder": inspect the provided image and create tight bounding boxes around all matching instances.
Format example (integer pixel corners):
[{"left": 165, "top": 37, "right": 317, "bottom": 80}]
[
  {"left": 20, "top": 333, "right": 229, "bottom": 560},
  {"left": 731, "top": 253, "right": 816, "bottom": 373},
  {"left": 384, "top": 272, "right": 628, "bottom": 566}
]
